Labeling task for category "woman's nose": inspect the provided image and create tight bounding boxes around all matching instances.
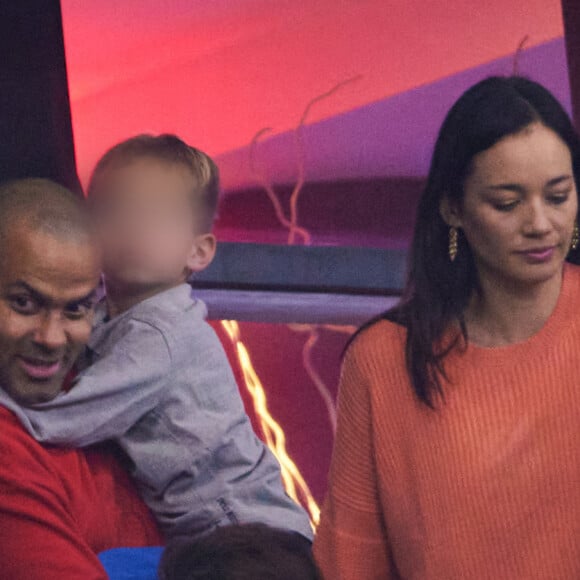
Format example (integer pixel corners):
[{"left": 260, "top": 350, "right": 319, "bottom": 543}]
[{"left": 524, "top": 201, "right": 551, "bottom": 235}]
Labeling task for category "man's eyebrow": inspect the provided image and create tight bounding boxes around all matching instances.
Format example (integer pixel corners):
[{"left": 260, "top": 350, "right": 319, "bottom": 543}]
[
  {"left": 67, "top": 289, "right": 98, "bottom": 306},
  {"left": 8, "top": 281, "right": 98, "bottom": 307},
  {"left": 7, "top": 281, "right": 50, "bottom": 304}
]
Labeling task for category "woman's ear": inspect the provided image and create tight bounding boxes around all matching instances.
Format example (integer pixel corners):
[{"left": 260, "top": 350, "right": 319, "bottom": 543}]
[
  {"left": 186, "top": 233, "right": 217, "bottom": 273},
  {"left": 439, "top": 196, "right": 462, "bottom": 228}
]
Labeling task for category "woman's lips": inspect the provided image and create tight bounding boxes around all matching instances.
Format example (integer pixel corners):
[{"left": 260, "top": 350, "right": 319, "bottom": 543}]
[
  {"left": 18, "top": 357, "right": 62, "bottom": 380},
  {"left": 518, "top": 247, "right": 556, "bottom": 263}
]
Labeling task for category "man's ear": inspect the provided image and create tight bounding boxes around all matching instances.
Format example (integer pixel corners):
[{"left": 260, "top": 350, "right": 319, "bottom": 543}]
[
  {"left": 439, "top": 196, "right": 462, "bottom": 228},
  {"left": 186, "top": 233, "right": 217, "bottom": 273}
]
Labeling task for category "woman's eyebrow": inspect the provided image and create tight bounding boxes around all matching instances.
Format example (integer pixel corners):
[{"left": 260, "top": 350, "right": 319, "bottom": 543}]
[
  {"left": 545, "top": 175, "right": 573, "bottom": 187},
  {"left": 485, "top": 183, "right": 524, "bottom": 193},
  {"left": 484, "top": 174, "right": 573, "bottom": 193}
]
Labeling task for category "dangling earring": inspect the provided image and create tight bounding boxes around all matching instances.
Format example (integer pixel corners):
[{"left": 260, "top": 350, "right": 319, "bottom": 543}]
[
  {"left": 448, "top": 227, "right": 458, "bottom": 262},
  {"left": 571, "top": 222, "right": 579, "bottom": 251}
]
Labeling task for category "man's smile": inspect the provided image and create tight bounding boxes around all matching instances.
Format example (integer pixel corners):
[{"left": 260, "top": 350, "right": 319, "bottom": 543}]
[{"left": 17, "top": 356, "right": 63, "bottom": 380}]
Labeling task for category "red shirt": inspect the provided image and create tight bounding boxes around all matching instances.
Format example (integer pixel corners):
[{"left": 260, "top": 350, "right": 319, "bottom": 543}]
[{"left": 0, "top": 407, "right": 162, "bottom": 579}]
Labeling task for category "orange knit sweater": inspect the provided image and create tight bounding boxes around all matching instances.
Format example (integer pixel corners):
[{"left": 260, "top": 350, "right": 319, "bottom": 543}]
[{"left": 314, "top": 265, "right": 580, "bottom": 579}]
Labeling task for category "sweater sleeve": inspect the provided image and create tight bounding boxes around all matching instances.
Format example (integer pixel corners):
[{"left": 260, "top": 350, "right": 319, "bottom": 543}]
[
  {"left": 7, "top": 319, "right": 172, "bottom": 447},
  {"left": 0, "top": 410, "right": 108, "bottom": 580},
  {"left": 314, "top": 341, "right": 398, "bottom": 579}
]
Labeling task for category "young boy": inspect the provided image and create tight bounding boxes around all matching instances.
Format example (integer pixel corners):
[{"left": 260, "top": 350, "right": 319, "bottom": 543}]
[{"left": 4, "top": 135, "right": 313, "bottom": 542}]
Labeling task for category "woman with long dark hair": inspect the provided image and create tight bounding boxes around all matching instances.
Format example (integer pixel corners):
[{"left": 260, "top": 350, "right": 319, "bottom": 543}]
[{"left": 314, "top": 76, "right": 580, "bottom": 578}]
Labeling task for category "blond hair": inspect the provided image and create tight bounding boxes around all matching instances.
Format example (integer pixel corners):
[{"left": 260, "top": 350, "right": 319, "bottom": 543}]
[{"left": 88, "top": 134, "right": 220, "bottom": 231}]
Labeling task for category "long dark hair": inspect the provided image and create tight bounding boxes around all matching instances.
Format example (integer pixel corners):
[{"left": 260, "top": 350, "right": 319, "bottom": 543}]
[{"left": 369, "top": 76, "right": 580, "bottom": 408}]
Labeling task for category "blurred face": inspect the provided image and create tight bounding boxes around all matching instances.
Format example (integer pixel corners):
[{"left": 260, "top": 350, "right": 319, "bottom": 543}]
[
  {"left": 447, "top": 123, "right": 578, "bottom": 288},
  {"left": 0, "top": 223, "right": 100, "bottom": 405},
  {"left": 91, "top": 158, "right": 204, "bottom": 292}
]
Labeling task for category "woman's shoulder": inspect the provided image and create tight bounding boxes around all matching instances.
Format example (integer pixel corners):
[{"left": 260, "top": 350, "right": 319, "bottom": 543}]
[
  {"left": 340, "top": 316, "right": 417, "bottom": 424},
  {"left": 345, "top": 316, "right": 407, "bottom": 371},
  {"left": 350, "top": 315, "right": 406, "bottom": 347}
]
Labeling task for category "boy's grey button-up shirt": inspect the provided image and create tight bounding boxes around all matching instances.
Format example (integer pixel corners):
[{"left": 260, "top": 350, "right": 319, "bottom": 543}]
[{"left": 5, "top": 284, "right": 313, "bottom": 541}]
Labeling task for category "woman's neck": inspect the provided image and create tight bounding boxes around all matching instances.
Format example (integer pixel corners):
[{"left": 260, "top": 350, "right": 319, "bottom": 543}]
[{"left": 464, "top": 267, "right": 565, "bottom": 348}]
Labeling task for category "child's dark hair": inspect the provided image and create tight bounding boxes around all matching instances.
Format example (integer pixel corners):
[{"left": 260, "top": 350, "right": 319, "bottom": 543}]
[
  {"left": 158, "top": 524, "right": 320, "bottom": 580},
  {"left": 87, "top": 134, "right": 220, "bottom": 231}
]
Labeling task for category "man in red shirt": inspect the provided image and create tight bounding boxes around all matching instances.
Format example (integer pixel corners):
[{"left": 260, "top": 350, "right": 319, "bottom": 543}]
[{"left": 0, "top": 178, "right": 161, "bottom": 579}]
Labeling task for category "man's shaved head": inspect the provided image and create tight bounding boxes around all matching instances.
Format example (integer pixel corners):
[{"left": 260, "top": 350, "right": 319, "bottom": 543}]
[{"left": 0, "top": 178, "right": 93, "bottom": 243}]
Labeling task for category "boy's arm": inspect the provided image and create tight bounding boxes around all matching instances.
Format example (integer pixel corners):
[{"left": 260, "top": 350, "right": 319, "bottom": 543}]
[{"left": 13, "top": 318, "right": 172, "bottom": 447}]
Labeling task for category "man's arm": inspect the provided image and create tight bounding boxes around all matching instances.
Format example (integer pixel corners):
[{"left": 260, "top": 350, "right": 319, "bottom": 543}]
[{"left": 6, "top": 318, "right": 172, "bottom": 447}]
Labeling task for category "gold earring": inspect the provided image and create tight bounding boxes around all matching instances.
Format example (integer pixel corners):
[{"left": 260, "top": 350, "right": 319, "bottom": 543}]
[
  {"left": 572, "top": 222, "right": 579, "bottom": 251},
  {"left": 448, "top": 227, "right": 458, "bottom": 261}
]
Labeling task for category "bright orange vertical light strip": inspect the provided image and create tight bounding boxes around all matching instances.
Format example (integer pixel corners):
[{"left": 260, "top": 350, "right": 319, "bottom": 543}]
[{"left": 220, "top": 319, "right": 320, "bottom": 530}]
